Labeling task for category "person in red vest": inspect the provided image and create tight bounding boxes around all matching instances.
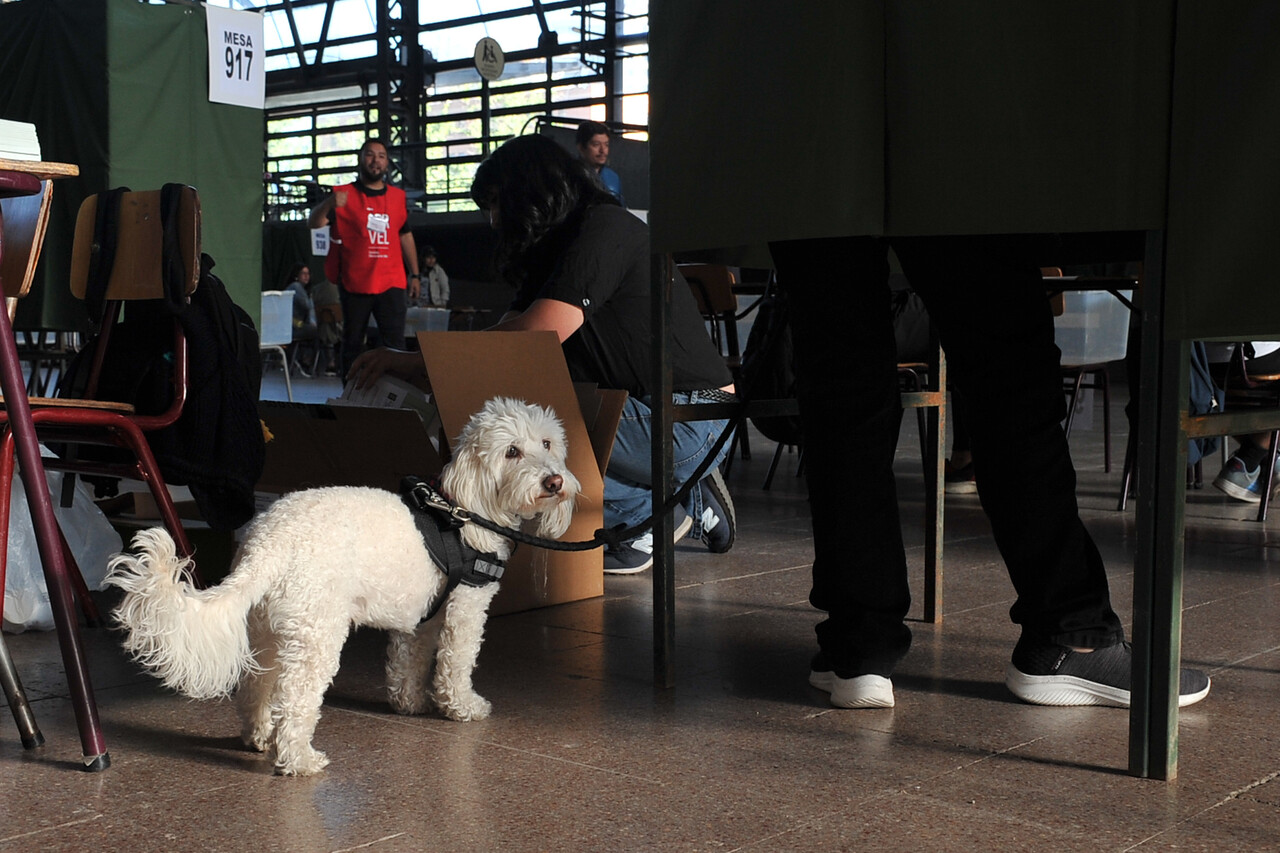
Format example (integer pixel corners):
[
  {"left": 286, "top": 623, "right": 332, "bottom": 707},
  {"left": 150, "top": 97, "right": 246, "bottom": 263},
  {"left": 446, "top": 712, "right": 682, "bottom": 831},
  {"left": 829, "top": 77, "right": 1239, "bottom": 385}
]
[{"left": 309, "top": 138, "right": 420, "bottom": 375}]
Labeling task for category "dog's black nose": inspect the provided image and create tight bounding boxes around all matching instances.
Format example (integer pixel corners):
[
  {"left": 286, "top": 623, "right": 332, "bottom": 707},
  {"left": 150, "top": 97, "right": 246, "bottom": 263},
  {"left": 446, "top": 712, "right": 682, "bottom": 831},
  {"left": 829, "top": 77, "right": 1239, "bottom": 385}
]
[{"left": 543, "top": 474, "right": 563, "bottom": 494}]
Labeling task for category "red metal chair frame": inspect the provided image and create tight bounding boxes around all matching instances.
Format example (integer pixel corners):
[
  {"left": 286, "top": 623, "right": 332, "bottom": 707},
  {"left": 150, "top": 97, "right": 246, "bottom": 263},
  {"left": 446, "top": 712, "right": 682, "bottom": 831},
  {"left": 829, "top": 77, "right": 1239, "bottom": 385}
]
[{"left": 0, "top": 183, "right": 201, "bottom": 771}]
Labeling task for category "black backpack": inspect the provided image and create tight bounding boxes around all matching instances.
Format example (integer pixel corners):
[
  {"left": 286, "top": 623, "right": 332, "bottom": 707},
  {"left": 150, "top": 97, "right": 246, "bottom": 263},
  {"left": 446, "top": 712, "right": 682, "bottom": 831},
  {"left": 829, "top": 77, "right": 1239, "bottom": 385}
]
[
  {"left": 1187, "top": 340, "right": 1224, "bottom": 465},
  {"left": 54, "top": 186, "right": 265, "bottom": 530}
]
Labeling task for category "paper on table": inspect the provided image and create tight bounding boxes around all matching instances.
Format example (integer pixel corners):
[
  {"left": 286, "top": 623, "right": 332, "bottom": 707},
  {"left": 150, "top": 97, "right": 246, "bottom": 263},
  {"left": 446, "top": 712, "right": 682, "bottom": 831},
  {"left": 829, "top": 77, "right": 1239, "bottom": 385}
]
[{"left": 0, "top": 119, "right": 40, "bottom": 161}]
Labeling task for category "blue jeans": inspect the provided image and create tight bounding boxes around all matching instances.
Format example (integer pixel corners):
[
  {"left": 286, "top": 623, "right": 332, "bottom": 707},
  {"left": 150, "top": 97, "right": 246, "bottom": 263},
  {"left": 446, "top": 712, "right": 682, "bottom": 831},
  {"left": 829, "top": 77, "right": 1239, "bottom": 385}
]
[{"left": 604, "top": 391, "right": 732, "bottom": 539}]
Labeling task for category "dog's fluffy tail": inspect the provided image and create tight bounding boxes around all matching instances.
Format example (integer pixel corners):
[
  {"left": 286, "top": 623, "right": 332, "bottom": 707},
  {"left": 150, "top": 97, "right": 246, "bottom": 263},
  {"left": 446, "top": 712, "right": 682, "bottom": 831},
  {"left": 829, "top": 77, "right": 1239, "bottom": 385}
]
[{"left": 106, "top": 527, "right": 262, "bottom": 700}]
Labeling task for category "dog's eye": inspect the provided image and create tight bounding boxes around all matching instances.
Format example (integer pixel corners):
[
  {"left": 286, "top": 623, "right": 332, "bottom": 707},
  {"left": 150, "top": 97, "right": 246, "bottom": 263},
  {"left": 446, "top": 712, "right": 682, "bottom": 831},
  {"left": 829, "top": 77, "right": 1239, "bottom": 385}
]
[
  {"left": 506, "top": 445, "right": 521, "bottom": 459},
  {"left": 542, "top": 439, "right": 551, "bottom": 450}
]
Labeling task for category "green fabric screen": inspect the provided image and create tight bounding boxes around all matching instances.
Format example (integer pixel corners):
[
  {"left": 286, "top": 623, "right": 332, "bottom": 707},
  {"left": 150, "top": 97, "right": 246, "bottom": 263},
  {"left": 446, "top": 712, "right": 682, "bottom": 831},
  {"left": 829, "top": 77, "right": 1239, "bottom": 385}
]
[
  {"left": 651, "top": 1, "right": 1280, "bottom": 341},
  {"left": 106, "top": 0, "right": 262, "bottom": 320},
  {"left": 1163, "top": 3, "right": 1280, "bottom": 341},
  {"left": 0, "top": 0, "right": 262, "bottom": 330}
]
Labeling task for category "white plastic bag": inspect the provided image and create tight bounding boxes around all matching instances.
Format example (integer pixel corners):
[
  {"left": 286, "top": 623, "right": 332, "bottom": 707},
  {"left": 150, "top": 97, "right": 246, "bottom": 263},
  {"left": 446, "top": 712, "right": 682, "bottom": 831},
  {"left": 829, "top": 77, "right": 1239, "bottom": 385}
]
[{"left": 3, "top": 451, "right": 123, "bottom": 633}]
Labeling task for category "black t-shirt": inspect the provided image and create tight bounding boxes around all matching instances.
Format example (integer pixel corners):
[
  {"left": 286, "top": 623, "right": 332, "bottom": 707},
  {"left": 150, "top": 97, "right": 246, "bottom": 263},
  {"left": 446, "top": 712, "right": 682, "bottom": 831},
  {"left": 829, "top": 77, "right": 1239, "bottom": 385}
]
[{"left": 511, "top": 204, "right": 732, "bottom": 398}]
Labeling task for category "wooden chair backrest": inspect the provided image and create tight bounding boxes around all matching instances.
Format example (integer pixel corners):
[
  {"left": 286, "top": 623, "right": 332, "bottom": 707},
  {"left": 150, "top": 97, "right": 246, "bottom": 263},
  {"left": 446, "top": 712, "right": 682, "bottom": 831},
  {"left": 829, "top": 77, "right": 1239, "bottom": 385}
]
[
  {"left": 316, "top": 301, "right": 343, "bottom": 325},
  {"left": 680, "top": 263, "right": 738, "bottom": 317},
  {"left": 0, "top": 179, "right": 54, "bottom": 304},
  {"left": 68, "top": 186, "right": 201, "bottom": 301},
  {"left": 1042, "top": 267, "right": 1066, "bottom": 316}
]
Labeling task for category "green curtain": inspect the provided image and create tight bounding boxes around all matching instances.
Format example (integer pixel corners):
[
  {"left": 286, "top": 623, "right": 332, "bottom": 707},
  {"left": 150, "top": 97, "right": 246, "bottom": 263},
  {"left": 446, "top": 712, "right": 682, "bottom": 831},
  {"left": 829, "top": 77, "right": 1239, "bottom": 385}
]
[
  {"left": 0, "top": 0, "right": 263, "bottom": 330},
  {"left": 107, "top": 0, "right": 263, "bottom": 322}
]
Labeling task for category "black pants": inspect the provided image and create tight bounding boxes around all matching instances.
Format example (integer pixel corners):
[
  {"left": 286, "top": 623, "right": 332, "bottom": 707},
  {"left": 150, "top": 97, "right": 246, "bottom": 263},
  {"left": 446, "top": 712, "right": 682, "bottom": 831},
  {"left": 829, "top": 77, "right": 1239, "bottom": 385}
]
[
  {"left": 339, "top": 286, "right": 407, "bottom": 377},
  {"left": 769, "top": 235, "right": 1123, "bottom": 677}
]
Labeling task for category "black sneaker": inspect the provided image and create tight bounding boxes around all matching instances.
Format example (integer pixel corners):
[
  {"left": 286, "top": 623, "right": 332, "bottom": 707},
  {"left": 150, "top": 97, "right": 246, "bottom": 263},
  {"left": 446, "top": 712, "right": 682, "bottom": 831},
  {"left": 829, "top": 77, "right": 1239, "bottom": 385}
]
[
  {"left": 1005, "top": 638, "right": 1211, "bottom": 708},
  {"left": 699, "top": 468, "right": 736, "bottom": 554},
  {"left": 602, "top": 506, "right": 693, "bottom": 575},
  {"left": 602, "top": 541, "right": 653, "bottom": 575}
]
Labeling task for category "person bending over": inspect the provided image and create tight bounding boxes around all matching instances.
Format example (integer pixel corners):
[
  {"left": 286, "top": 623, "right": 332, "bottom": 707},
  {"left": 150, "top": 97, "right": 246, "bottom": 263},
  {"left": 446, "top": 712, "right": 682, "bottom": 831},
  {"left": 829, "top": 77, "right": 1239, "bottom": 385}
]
[{"left": 351, "top": 134, "right": 736, "bottom": 572}]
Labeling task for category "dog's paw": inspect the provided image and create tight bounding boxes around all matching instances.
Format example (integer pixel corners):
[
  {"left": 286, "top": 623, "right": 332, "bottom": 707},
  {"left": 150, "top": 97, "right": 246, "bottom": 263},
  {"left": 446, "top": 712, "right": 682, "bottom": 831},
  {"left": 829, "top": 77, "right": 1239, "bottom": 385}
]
[
  {"left": 437, "top": 693, "right": 491, "bottom": 722},
  {"left": 275, "top": 747, "right": 329, "bottom": 777},
  {"left": 387, "top": 691, "right": 433, "bottom": 716},
  {"left": 241, "top": 727, "right": 273, "bottom": 753}
]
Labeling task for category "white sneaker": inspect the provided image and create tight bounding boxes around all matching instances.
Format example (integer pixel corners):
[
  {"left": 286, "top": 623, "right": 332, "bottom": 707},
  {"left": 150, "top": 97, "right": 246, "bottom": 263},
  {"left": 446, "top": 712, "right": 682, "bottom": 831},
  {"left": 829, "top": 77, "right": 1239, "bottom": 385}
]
[
  {"left": 809, "top": 668, "right": 895, "bottom": 709},
  {"left": 631, "top": 508, "right": 694, "bottom": 553}
]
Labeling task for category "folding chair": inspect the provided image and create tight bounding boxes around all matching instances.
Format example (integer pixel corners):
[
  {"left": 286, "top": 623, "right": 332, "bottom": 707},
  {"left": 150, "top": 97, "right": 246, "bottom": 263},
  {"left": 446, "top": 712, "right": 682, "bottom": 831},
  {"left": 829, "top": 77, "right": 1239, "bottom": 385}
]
[{"left": 1, "top": 185, "right": 203, "bottom": 616}]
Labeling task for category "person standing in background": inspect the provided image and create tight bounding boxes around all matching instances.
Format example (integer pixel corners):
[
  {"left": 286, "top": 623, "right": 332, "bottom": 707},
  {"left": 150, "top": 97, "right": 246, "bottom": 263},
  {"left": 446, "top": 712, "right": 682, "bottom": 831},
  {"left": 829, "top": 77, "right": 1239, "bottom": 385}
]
[
  {"left": 576, "top": 120, "right": 624, "bottom": 206},
  {"left": 309, "top": 138, "right": 420, "bottom": 374}
]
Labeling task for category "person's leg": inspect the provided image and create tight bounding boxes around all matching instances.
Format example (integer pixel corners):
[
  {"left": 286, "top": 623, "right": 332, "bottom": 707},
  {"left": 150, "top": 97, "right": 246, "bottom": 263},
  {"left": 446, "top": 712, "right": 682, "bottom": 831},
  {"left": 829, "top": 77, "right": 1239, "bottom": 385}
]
[
  {"left": 1213, "top": 430, "right": 1276, "bottom": 502},
  {"left": 371, "top": 287, "right": 408, "bottom": 350},
  {"left": 604, "top": 392, "right": 732, "bottom": 537},
  {"left": 950, "top": 388, "right": 972, "bottom": 461},
  {"left": 944, "top": 387, "right": 977, "bottom": 493},
  {"left": 340, "top": 289, "right": 375, "bottom": 377},
  {"left": 769, "top": 236, "right": 912, "bottom": 681},
  {"left": 1211, "top": 344, "right": 1280, "bottom": 501},
  {"left": 893, "top": 235, "right": 1123, "bottom": 649}
]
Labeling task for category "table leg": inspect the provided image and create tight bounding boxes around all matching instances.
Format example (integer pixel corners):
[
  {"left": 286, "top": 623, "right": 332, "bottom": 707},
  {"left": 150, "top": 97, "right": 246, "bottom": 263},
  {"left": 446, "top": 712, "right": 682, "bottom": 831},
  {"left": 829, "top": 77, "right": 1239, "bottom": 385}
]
[
  {"left": 652, "top": 254, "right": 676, "bottom": 689},
  {"left": 1129, "top": 230, "right": 1184, "bottom": 780}
]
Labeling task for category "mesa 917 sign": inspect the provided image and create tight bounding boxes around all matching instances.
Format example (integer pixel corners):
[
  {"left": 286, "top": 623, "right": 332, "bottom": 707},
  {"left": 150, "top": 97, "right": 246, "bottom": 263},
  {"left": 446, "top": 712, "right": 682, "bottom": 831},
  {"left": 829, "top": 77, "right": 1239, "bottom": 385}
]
[{"left": 206, "top": 5, "right": 265, "bottom": 109}]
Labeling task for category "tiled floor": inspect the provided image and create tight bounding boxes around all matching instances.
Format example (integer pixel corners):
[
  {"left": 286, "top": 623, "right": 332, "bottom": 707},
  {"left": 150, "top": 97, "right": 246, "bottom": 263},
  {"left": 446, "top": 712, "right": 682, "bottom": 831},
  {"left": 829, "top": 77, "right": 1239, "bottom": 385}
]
[{"left": 2, "top": 367, "right": 1278, "bottom": 852}]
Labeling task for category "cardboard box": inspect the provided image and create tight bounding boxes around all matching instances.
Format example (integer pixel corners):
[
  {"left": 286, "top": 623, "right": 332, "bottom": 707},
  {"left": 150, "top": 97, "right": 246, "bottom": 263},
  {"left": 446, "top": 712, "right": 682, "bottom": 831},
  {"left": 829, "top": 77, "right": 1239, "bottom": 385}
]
[
  {"left": 326, "top": 374, "right": 442, "bottom": 441},
  {"left": 257, "top": 402, "right": 444, "bottom": 497},
  {"left": 254, "top": 331, "right": 625, "bottom": 615},
  {"left": 419, "top": 331, "right": 625, "bottom": 615}
]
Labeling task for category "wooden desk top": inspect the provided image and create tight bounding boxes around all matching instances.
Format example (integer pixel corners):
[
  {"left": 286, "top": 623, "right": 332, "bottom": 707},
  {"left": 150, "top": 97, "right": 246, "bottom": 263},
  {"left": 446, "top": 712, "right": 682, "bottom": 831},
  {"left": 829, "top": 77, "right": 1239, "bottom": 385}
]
[{"left": 0, "top": 159, "right": 80, "bottom": 180}]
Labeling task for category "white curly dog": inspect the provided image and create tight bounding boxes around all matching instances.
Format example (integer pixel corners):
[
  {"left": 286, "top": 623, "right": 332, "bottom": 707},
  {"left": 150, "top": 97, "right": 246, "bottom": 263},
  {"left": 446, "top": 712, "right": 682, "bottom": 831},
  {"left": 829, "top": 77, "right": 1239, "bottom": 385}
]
[{"left": 106, "top": 397, "right": 579, "bottom": 776}]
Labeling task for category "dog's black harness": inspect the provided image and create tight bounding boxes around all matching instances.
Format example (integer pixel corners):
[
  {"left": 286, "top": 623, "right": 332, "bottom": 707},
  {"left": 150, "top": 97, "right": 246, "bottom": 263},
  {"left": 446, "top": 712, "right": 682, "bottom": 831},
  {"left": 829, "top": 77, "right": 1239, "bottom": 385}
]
[{"left": 400, "top": 476, "right": 505, "bottom": 624}]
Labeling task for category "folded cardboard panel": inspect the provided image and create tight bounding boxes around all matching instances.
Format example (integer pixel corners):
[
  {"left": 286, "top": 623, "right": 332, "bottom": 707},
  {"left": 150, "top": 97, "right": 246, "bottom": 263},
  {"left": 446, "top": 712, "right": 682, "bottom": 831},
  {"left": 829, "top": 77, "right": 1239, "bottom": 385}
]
[
  {"left": 418, "top": 331, "right": 623, "bottom": 615},
  {"left": 257, "top": 402, "right": 444, "bottom": 496}
]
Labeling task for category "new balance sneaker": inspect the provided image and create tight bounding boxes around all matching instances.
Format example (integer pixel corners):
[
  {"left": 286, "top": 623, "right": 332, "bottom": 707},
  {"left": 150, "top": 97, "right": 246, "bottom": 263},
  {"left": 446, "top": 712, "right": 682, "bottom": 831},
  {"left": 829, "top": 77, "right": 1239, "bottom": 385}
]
[
  {"left": 944, "top": 459, "right": 977, "bottom": 495},
  {"left": 1212, "top": 454, "right": 1278, "bottom": 504},
  {"left": 602, "top": 506, "right": 694, "bottom": 574},
  {"left": 699, "top": 467, "right": 736, "bottom": 553},
  {"left": 1005, "top": 638, "right": 1211, "bottom": 708},
  {"left": 808, "top": 653, "right": 895, "bottom": 708}
]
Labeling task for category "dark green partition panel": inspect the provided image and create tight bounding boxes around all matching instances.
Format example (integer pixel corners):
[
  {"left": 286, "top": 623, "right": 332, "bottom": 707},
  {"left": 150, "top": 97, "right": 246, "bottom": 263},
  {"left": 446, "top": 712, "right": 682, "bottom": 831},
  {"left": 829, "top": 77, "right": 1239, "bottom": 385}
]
[
  {"left": 649, "top": 0, "right": 884, "bottom": 255},
  {"left": 1164, "top": 3, "right": 1280, "bottom": 342},
  {"left": 107, "top": 0, "right": 262, "bottom": 320},
  {"left": 649, "top": 0, "right": 1280, "bottom": 782},
  {"left": 883, "top": 1, "right": 1173, "bottom": 236},
  {"left": 0, "top": 0, "right": 262, "bottom": 329},
  {"left": 650, "top": 1, "right": 1174, "bottom": 253}
]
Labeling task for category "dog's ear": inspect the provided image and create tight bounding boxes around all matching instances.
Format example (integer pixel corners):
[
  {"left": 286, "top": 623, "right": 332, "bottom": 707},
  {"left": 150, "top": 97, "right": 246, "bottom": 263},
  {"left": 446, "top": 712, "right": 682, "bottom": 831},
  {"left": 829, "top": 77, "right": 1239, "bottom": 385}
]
[
  {"left": 444, "top": 441, "right": 515, "bottom": 556},
  {"left": 443, "top": 432, "right": 502, "bottom": 521}
]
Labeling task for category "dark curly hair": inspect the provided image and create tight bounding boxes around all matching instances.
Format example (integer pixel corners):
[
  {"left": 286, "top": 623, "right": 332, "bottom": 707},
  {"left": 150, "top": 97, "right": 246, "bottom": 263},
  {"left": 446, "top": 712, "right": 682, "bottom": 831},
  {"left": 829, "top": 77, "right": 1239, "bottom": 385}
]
[
  {"left": 470, "top": 134, "right": 619, "bottom": 285},
  {"left": 284, "top": 262, "right": 309, "bottom": 287}
]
